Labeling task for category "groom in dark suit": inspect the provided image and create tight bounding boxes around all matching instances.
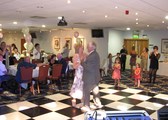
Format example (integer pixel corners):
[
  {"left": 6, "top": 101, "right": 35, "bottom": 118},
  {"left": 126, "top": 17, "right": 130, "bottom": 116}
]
[{"left": 81, "top": 41, "right": 102, "bottom": 112}]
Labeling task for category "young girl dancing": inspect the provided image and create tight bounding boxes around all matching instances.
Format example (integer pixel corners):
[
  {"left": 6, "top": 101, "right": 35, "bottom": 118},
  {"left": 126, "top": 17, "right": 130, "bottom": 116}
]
[
  {"left": 134, "top": 63, "right": 141, "bottom": 87},
  {"left": 112, "top": 58, "right": 121, "bottom": 87}
]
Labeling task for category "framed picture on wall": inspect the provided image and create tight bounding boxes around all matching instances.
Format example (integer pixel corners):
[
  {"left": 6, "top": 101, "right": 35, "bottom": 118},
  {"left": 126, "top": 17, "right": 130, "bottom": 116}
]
[
  {"left": 65, "top": 38, "right": 72, "bottom": 50},
  {"left": 161, "top": 39, "right": 168, "bottom": 53},
  {"left": 53, "top": 37, "right": 60, "bottom": 50}
]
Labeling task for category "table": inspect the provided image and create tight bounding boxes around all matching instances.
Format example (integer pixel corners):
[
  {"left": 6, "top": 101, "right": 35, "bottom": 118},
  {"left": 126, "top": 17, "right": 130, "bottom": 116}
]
[
  {"left": 157, "top": 62, "right": 168, "bottom": 76},
  {"left": 8, "top": 65, "right": 40, "bottom": 78}
]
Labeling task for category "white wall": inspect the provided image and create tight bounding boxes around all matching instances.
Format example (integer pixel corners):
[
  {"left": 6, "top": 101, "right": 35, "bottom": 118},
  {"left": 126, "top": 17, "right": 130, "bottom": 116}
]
[{"left": 2, "top": 28, "right": 108, "bottom": 65}]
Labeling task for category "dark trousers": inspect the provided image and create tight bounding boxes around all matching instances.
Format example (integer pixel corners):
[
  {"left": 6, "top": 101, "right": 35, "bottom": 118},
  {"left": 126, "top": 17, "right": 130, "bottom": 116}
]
[
  {"left": 83, "top": 85, "right": 101, "bottom": 107},
  {"left": 149, "top": 69, "right": 157, "bottom": 83},
  {"left": 121, "top": 59, "right": 126, "bottom": 71}
]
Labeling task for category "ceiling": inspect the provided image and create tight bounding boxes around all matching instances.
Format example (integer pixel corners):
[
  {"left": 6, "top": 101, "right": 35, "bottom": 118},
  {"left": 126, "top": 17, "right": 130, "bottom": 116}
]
[{"left": 0, "top": 0, "right": 168, "bottom": 32}]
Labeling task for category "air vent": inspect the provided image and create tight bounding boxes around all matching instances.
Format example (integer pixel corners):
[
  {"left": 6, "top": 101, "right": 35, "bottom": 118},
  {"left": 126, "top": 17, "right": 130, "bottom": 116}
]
[
  {"left": 74, "top": 22, "right": 87, "bottom": 25},
  {"left": 30, "top": 16, "right": 46, "bottom": 19}
]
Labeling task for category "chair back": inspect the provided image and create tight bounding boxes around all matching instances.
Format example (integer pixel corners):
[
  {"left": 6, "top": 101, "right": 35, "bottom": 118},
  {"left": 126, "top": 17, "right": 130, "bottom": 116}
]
[
  {"left": 20, "top": 67, "right": 33, "bottom": 81},
  {"left": 32, "top": 59, "right": 42, "bottom": 64},
  {"left": 38, "top": 64, "right": 49, "bottom": 81},
  {"left": 52, "top": 64, "right": 62, "bottom": 78}
]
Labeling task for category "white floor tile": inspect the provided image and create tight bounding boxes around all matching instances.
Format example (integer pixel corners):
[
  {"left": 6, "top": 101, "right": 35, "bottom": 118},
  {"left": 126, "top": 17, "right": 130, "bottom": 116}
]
[
  {"left": 7, "top": 101, "right": 37, "bottom": 111},
  {"left": 128, "top": 94, "right": 151, "bottom": 101},
  {"left": 45, "top": 93, "right": 70, "bottom": 101},
  {"left": 34, "top": 112, "right": 69, "bottom": 120},
  {"left": 40, "top": 101, "right": 70, "bottom": 111},
  {"left": 154, "top": 94, "right": 168, "bottom": 100},
  {"left": 105, "top": 102, "right": 133, "bottom": 111},
  {"left": 100, "top": 89, "right": 118, "bottom": 94},
  {"left": 99, "top": 84, "right": 112, "bottom": 88},
  {"left": 150, "top": 111, "right": 158, "bottom": 120},
  {"left": 0, "top": 112, "right": 30, "bottom": 120},
  {"left": 101, "top": 94, "right": 125, "bottom": 101},
  {"left": 73, "top": 114, "right": 85, "bottom": 120},
  {"left": 122, "top": 88, "right": 143, "bottom": 94},
  {"left": 136, "top": 101, "right": 164, "bottom": 111}
]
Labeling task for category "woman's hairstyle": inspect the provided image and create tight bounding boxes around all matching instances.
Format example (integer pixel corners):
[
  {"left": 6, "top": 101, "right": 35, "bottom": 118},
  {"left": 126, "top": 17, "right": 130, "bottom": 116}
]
[
  {"left": 144, "top": 47, "right": 149, "bottom": 52},
  {"left": 153, "top": 46, "right": 158, "bottom": 50},
  {"left": 107, "top": 53, "right": 112, "bottom": 58},
  {"left": 50, "top": 54, "right": 56, "bottom": 59},
  {"left": 136, "top": 63, "right": 140, "bottom": 68}
]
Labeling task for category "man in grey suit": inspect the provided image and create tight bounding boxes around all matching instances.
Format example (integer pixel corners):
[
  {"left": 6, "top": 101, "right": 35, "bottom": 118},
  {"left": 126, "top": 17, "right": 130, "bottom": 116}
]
[{"left": 81, "top": 41, "right": 103, "bottom": 112}]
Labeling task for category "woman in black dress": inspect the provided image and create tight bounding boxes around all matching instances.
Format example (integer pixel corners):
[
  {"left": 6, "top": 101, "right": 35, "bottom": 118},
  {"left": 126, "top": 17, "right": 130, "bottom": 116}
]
[{"left": 149, "top": 46, "right": 160, "bottom": 83}]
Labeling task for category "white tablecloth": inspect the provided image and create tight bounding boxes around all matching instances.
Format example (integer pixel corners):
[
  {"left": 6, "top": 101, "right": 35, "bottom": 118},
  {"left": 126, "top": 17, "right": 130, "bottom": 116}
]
[
  {"left": 8, "top": 65, "right": 40, "bottom": 78},
  {"left": 157, "top": 62, "right": 168, "bottom": 76}
]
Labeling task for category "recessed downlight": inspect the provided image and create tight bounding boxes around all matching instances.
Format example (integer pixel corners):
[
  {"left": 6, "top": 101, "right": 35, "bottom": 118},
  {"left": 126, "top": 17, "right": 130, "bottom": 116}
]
[
  {"left": 13, "top": 21, "right": 17, "bottom": 24},
  {"left": 82, "top": 10, "right": 86, "bottom": 13},
  {"left": 136, "top": 18, "right": 138, "bottom": 21},
  {"left": 136, "top": 22, "right": 138, "bottom": 25},
  {"left": 67, "top": 0, "right": 71, "bottom": 4},
  {"left": 42, "top": 25, "right": 46, "bottom": 28},
  {"left": 0, "top": 24, "right": 2, "bottom": 26},
  {"left": 165, "top": 15, "right": 168, "bottom": 20},
  {"left": 126, "top": 27, "right": 131, "bottom": 30},
  {"left": 115, "top": 6, "right": 118, "bottom": 9},
  {"left": 147, "top": 25, "right": 149, "bottom": 27},
  {"left": 135, "top": 12, "right": 138, "bottom": 15},
  {"left": 162, "top": 21, "right": 165, "bottom": 23},
  {"left": 105, "top": 15, "right": 108, "bottom": 18}
]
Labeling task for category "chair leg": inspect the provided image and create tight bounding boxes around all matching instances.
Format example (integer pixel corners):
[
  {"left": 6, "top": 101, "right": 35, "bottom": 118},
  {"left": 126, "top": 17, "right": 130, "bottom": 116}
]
[
  {"left": 19, "top": 84, "right": 21, "bottom": 96},
  {"left": 37, "top": 81, "right": 40, "bottom": 93}
]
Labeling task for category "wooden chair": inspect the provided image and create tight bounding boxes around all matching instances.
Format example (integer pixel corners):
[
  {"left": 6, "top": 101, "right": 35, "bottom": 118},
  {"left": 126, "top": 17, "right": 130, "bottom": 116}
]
[
  {"left": 48, "top": 64, "right": 62, "bottom": 88},
  {"left": 34, "top": 64, "right": 49, "bottom": 93},
  {"left": 19, "top": 67, "right": 34, "bottom": 96}
]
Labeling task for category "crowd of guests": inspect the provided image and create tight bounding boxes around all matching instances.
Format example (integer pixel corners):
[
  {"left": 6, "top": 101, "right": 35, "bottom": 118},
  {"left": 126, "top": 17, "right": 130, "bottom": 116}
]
[
  {"left": 0, "top": 40, "right": 161, "bottom": 113},
  {"left": 102, "top": 45, "right": 160, "bottom": 88}
]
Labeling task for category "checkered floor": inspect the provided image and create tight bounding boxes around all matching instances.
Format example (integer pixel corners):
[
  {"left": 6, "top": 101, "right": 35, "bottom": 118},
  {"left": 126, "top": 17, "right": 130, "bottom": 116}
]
[{"left": 0, "top": 73, "right": 168, "bottom": 120}]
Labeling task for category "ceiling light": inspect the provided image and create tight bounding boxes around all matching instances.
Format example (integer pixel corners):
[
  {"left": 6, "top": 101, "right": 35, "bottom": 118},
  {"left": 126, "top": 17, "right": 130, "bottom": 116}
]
[
  {"left": 136, "top": 22, "right": 138, "bottom": 25},
  {"left": 147, "top": 25, "right": 149, "bottom": 27},
  {"left": 0, "top": 29, "right": 2, "bottom": 31},
  {"left": 67, "top": 0, "right": 71, "bottom": 4},
  {"left": 105, "top": 15, "right": 108, "bottom": 18},
  {"left": 13, "top": 21, "right": 17, "bottom": 24},
  {"left": 58, "top": 16, "right": 62, "bottom": 20},
  {"left": 115, "top": 6, "right": 118, "bottom": 9},
  {"left": 126, "top": 27, "right": 131, "bottom": 30},
  {"left": 136, "top": 18, "right": 138, "bottom": 21},
  {"left": 0, "top": 24, "right": 2, "bottom": 26},
  {"left": 82, "top": 10, "right": 85, "bottom": 13},
  {"left": 165, "top": 15, "right": 168, "bottom": 20},
  {"left": 42, "top": 25, "right": 46, "bottom": 28},
  {"left": 135, "top": 12, "right": 138, "bottom": 15},
  {"left": 162, "top": 21, "right": 165, "bottom": 23}
]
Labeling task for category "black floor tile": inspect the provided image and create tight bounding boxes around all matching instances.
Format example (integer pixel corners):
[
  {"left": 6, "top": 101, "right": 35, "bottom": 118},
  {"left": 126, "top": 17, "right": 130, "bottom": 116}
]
[
  {"left": 138, "top": 91, "right": 156, "bottom": 97},
  {"left": 59, "top": 98, "right": 81, "bottom": 106},
  {"left": 28, "top": 97, "right": 55, "bottom": 105},
  {"left": 129, "top": 106, "right": 156, "bottom": 115},
  {"left": 103, "top": 106, "right": 118, "bottom": 111},
  {"left": 113, "top": 91, "right": 133, "bottom": 97},
  {"left": 119, "top": 98, "right": 143, "bottom": 105},
  {"left": 147, "top": 98, "right": 168, "bottom": 105},
  {"left": 56, "top": 107, "right": 83, "bottom": 117},
  {"left": 20, "top": 106, "right": 52, "bottom": 118},
  {"left": 0, "top": 106, "right": 16, "bottom": 115},
  {"left": 90, "top": 98, "right": 114, "bottom": 106}
]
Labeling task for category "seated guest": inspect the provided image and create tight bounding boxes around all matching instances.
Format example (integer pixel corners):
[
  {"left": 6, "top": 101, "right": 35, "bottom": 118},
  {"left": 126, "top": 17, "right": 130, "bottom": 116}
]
[
  {"left": 13, "top": 47, "right": 21, "bottom": 61},
  {"left": 32, "top": 43, "right": 41, "bottom": 60},
  {"left": 56, "top": 53, "right": 68, "bottom": 76},
  {"left": 15, "top": 56, "right": 42, "bottom": 89},
  {"left": 48, "top": 54, "right": 57, "bottom": 75},
  {"left": 0, "top": 54, "right": 11, "bottom": 87}
]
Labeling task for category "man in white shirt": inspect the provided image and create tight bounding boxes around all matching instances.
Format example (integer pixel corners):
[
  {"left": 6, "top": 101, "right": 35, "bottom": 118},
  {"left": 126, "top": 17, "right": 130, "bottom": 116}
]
[
  {"left": 33, "top": 43, "right": 41, "bottom": 59},
  {"left": 0, "top": 54, "right": 11, "bottom": 87}
]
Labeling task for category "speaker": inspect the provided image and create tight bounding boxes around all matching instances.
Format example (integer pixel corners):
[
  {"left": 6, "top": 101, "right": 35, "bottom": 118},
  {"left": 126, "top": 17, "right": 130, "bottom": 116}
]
[
  {"left": 158, "top": 106, "right": 168, "bottom": 120},
  {"left": 30, "top": 32, "right": 37, "bottom": 39}
]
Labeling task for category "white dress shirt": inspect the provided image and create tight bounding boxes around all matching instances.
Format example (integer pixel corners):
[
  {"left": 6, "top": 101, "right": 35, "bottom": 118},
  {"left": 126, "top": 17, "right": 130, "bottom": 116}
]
[
  {"left": 33, "top": 48, "right": 40, "bottom": 59},
  {"left": 0, "top": 61, "right": 7, "bottom": 76}
]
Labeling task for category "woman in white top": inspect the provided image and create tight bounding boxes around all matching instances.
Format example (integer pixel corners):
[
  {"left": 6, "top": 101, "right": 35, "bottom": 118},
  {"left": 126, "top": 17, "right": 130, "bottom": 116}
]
[
  {"left": 33, "top": 43, "right": 41, "bottom": 59},
  {"left": 13, "top": 47, "right": 20, "bottom": 61}
]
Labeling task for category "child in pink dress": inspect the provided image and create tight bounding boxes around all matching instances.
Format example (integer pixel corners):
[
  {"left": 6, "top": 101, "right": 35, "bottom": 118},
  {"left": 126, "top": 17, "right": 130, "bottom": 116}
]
[
  {"left": 134, "top": 63, "right": 141, "bottom": 87},
  {"left": 112, "top": 58, "right": 121, "bottom": 87}
]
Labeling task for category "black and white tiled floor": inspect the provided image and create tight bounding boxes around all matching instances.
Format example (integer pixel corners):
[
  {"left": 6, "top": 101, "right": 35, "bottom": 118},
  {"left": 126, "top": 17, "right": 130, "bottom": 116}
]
[{"left": 0, "top": 73, "right": 168, "bottom": 120}]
